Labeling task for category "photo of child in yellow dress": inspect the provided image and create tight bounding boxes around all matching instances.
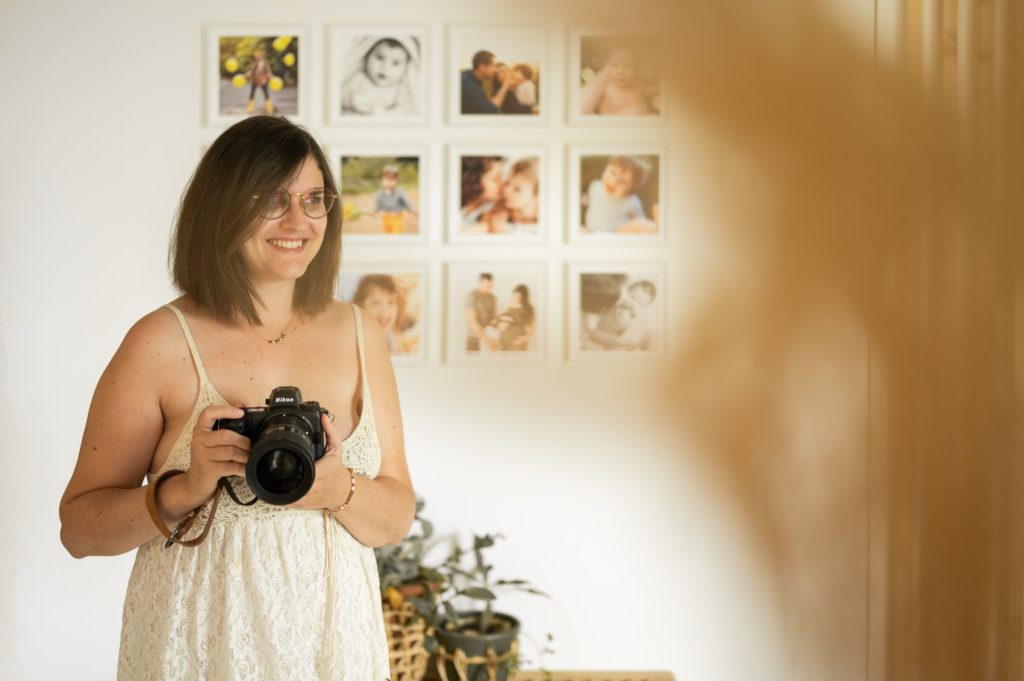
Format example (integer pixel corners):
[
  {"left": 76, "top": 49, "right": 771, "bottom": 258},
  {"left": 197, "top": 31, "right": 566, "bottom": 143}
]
[{"left": 216, "top": 34, "right": 299, "bottom": 117}]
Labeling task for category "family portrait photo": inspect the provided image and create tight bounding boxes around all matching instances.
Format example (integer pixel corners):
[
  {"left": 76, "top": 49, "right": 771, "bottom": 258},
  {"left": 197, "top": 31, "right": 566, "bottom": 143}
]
[
  {"left": 328, "top": 26, "right": 427, "bottom": 124},
  {"left": 570, "top": 147, "right": 664, "bottom": 241},
  {"left": 450, "top": 26, "right": 546, "bottom": 122},
  {"left": 569, "top": 264, "right": 665, "bottom": 360},
  {"left": 208, "top": 27, "right": 304, "bottom": 124},
  {"left": 571, "top": 31, "right": 662, "bottom": 123},
  {"left": 335, "top": 150, "right": 424, "bottom": 240},
  {"left": 449, "top": 147, "right": 545, "bottom": 242},
  {"left": 446, "top": 264, "right": 545, "bottom": 363},
  {"left": 338, "top": 266, "right": 425, "bottom": 362}
]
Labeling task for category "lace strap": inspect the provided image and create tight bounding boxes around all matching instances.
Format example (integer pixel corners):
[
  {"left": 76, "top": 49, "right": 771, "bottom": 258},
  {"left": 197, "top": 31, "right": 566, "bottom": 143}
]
[
  {"left": 352, "top": 305, "right": 370, "bottom": 404},
  {"left": 162, "top": 304, "right": 212, "bottom": 387}
]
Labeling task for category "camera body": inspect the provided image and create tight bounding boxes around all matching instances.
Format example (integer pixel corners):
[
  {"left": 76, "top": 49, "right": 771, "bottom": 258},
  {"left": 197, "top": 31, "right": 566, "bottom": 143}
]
[{"left": 214, "top": 386, "right": 328, "bottom": 505}]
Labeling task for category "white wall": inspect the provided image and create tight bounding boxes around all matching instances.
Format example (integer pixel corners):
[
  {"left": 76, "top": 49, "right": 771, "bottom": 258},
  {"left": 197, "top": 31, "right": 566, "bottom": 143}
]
[{"left": 0, "top": 1, "right": 873, "bottom": 679}]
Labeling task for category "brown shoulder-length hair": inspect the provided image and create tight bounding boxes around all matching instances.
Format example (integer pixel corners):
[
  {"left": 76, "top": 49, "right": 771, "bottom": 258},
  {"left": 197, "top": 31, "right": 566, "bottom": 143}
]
[{"left": 170, "top": 116, "right": 342, "bottom": 325}]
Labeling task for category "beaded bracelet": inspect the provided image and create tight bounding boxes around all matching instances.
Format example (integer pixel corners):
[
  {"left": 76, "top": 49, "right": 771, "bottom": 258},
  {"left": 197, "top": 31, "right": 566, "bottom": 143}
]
[{"left": 326, "top": 467, "right": 356, "bottom": 513}]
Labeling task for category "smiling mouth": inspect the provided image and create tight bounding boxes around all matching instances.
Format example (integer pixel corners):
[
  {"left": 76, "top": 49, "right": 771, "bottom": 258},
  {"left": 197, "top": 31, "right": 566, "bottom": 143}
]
[{"left": 267, "top": 238, "right": 307, "bottom": 251}]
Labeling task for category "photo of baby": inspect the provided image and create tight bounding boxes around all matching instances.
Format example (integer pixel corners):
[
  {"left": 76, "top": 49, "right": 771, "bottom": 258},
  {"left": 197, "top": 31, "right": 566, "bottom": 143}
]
[
  {"left": 447, "top": 264, "right": 545, "bottom": 363},
  {"left": 338, "top": 268, "right": 423, "bottom": 360},
  {"left": 570, "top": 265, "right": 665, "bottom": 360},
  {"left": 329, "top": 26, "right": 426, "bottom": 124},
  {"left": 212, "top": 32, "right": 301, "bottom": 121},
  {"left": 451, "top": 148, "right": 544, "bottom": 241},
  {"left": 573, "top": 33, "right": 661, "bottom": 120},
  {"left": 337, "top": 153, "right": 422, "bottom": 238},
  {"left": 451, "top": 27, "right": 545, "bottom": 121}
]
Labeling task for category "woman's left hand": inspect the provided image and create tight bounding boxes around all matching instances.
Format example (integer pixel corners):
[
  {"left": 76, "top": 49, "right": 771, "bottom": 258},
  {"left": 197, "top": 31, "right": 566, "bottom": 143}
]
[{"left": 287, "top": 413, "right": 352, "bottom": 511}]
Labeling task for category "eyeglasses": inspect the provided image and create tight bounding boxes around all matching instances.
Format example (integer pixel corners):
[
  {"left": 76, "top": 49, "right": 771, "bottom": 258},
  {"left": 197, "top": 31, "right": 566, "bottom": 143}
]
[{"left": 252, "top": 187, "right": 338, "bottom": 220}]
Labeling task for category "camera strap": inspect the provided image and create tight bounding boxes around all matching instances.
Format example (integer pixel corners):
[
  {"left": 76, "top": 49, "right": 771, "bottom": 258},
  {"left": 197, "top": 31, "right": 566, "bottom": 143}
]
[
  {"left": 145, "top": 469, "right": 225, "bottom": 548},
  {"left": 218, "top": 476, "right": 258, "bottom": 506}
]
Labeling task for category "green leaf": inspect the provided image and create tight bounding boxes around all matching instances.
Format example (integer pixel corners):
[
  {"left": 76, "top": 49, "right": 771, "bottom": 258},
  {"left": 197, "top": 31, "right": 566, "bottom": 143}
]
[
  {"left": 408, "top": 596, "right": 433, "bottom": 617},
  {"left": 460, "top": 587, "right": 497, "bottom": 601}
]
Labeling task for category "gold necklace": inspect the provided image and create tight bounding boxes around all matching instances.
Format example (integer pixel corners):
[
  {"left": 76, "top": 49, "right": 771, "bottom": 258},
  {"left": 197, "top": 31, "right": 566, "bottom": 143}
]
[{"left": 249, "top": 312, "right": 296, "bottom": 345}]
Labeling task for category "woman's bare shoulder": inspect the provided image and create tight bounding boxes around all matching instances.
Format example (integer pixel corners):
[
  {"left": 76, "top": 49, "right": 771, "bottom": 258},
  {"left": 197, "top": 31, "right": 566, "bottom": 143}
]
[
  {"left": 315, "top": 299, "right": 358, "bottom": 329},
  {"left": 111, "top": 299, "right": 195, "bottom": 375}
]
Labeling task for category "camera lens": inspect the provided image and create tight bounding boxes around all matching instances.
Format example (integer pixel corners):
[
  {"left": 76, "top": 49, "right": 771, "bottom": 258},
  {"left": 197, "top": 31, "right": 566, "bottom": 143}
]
[
  {"left": 246, "top": 413, "right": 317, "bottom": 505},
  {"left": 257, "top": 449, "right": 305, "bottom": 494}
]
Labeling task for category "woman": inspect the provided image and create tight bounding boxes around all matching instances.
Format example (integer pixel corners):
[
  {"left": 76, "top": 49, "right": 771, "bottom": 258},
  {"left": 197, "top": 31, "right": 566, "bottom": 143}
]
[
  {"left": 494, "top": 284, "right": 536, "bottom": 351},
  {"left": 58, "top": 115, "right": 415, "bottom": 680},
  {"left": 459, "top": 155, "right": 505, "bottom": 232}
]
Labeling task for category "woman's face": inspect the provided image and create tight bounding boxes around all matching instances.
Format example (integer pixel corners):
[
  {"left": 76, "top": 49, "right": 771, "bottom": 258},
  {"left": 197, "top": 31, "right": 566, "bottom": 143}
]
[
  {"left": 240, "top": 154, "right": 327, "bottom": 289},
  {"left": 479, "top": 161, "right": 505, "bottom": 202},
  {"left": 360, "top": 286, "right": 399, "bottom": 331}
]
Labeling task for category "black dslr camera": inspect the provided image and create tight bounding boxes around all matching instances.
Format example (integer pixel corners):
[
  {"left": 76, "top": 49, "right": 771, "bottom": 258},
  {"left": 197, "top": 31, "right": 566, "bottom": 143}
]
[{"left": 214, "top": 386, "right": 329, "bottom": 505}]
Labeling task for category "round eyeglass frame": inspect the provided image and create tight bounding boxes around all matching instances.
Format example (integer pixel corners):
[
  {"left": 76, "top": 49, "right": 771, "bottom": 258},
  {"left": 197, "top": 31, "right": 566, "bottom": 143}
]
[{"left": 252, "top": 187, "right": 338, "bottom": 220}]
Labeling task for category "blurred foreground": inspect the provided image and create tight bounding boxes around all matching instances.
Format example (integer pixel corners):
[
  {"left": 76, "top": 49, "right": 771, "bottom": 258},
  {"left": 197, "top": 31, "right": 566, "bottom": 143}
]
[{"left": 589, "top": 0, "right": 1023, "bottom": 678}]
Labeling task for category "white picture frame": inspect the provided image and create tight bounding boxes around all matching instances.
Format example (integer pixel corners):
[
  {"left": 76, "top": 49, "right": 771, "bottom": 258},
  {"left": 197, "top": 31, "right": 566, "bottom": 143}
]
[
  {"left": 326, "top": 24, "right": 429, "bottom": 126},
  {"left": 447, "top": 145, "right": 547, "bottom": 244},
  {"left": 445, "top": 262, "right": 547, "bottom": 364},
  {"left": 567, "top": 145, "right": 666, "bottom": 244},
  {"left": 337, "top": 263, "right": 428, "bottom": 366},
  {"left": 567, "top": 28, "right": 665, "bottom": 126},
  {"left": 206, "top": 25, "right": 309, "bottom": 126},
  {"left": 448, "top": 25, "right": 548, "bottom": 125},
  {"left": 567, "top": 262, "right": 666, "bottom": 361},
  {"left": 329, "top": 145, "right": 429, "bottom": 245}
]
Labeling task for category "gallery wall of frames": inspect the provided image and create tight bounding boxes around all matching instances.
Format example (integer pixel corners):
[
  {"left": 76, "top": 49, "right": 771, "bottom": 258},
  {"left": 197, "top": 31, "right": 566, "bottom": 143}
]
[{"left": 205, "top": 24, "right": 669, "bottom": 366}]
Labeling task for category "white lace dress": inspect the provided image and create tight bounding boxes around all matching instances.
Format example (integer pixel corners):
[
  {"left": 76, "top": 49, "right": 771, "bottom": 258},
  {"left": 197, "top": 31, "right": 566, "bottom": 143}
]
[{"left": 118, "top": 304, "right": 390, "bottom": 681}]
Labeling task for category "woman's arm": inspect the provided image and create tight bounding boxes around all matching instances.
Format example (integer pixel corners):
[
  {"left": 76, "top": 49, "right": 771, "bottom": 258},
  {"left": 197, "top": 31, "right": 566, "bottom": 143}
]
[
  {"left": 58, "top": 311, "right": 211, "bottom": 557},
  {"left": 292, "top": 314, "right": 416, "bottom": 547}
]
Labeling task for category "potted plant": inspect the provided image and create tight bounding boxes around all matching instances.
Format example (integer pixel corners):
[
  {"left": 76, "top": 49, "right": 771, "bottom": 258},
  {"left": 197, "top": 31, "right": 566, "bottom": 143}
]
[
  {"left": 424, "top": 533, "right": 548, "bottom": 681},
  {"left": 375, "top": 498, "right": 447, "bottom": 681}
]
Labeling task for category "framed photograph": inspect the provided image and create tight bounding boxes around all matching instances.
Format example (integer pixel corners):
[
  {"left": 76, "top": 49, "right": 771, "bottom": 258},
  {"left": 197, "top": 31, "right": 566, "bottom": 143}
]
[
  {"left": 448, "top": 145, "right": 546, "bottom": 243},
  {"left": 337, "top": 264, "right": 427, "bottom": 364},
  {"left": 448, "top": 25, "right": 547, "bottom": 124},
  {"left": 446, "top": 263, "right": 546, "bottom": 364},
  {"left": 327, "top": 25, "right": 428, "bottom": 125},
  {"left": 568, "top": 146, "right": 665, "bottom": 243},
  {"left": 330, "top": 146, "right": 427, "bottom": 243},
  {"left": 567, "top": 263, "right": 666, "bottom": 361},
  {"left": 568, "top": 29, "right": 664, "bottom": 125},
  {"left": 206, "top": 25, "right": 308, "bottom": 125}
]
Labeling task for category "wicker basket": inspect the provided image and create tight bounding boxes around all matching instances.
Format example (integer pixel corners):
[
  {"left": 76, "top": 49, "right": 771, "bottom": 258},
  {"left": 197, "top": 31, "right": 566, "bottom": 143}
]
[{"left": 384, "top": 599, "right": 430, "bottom": 681}]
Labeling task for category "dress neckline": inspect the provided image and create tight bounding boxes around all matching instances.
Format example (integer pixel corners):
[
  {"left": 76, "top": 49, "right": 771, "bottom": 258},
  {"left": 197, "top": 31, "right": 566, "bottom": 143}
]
[{"left": 164, "top": 302, "right": 371, "bottom": 446}]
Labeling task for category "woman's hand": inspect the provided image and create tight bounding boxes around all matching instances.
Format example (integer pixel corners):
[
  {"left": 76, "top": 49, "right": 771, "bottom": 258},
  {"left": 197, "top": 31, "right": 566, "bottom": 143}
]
[
  {"left": 288, "top": 413, "right": 352, "bottom": 511},
  {"left": 182, "top": 405, "right": 252, "bottom": 504}
]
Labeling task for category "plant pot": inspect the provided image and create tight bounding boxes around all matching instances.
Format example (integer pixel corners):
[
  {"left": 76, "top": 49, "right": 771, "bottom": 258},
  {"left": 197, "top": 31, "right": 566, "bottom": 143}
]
[
  {"left": 383, "top": 600, "right": 429, "bottom": 681},
  {"left": 434, "top": 611, "right": 520, "bottom": 681}
]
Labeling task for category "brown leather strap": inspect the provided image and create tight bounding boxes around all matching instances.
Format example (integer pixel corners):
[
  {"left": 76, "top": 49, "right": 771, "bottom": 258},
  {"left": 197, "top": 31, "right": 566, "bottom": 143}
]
[{"left": 145, "top": 469, "right": 222, "bottom": 548}]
